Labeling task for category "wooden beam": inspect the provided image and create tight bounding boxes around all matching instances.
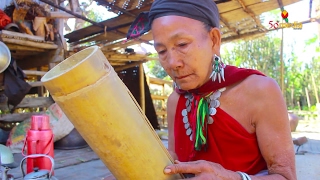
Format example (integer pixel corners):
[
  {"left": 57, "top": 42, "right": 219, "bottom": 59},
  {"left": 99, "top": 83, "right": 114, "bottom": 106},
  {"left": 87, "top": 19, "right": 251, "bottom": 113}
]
[
  {"left": 110, "top": 62, "right": 127, "bottom": 66},
  {"left": 16, "top": 48, "right": 63, "bottom": 69},
  {"left": 105, "top": 53, "right": 147, "bottom": 61},
  {"left": 277, "top": 0, "right": 285, "bottom": 11},
  {"left": 222, "top": 31, "right": 267, "bottom": 43},
  {"left": 38, "top": 0, "right": 105, "bottom": 28},
  {"left": 235, "top": 0, "right": 266, "bottom": 31},
  {"left": 114, "top": 60, "right": 147, "bottom": 72},
  {"left": 64, "top": 4, "right": 152, "bottom": 43},
  {"left": 1, "top": 37, "right": 58, "bottom": 49},
  {"left": 156, "top": 111, "right": 167, "bottom": 116},
  {"left": 5, "top": 44, "right": 46, "bottom": 52},
  {"left": 103, "top": 39, "right": 151, "bottom": 51},
  {"left": 48, "top": 11, "right": 75, "bottom": 18},
  {"left": 0, "top": 30, "right": 44, "bottom": 42},
  {"left": 24, "top": 70, "right": 47, "bottom": 76},
  {"left": 28, "top": 81, "right": 43, "bottom": 87},
  {"left": 68, "top": 0, "right": 79, "bottom": 13},
  {"left": 149, "top": 77, "right": 173, "bottom": 86},
  {"left": 222, "top": 18, "right": 318, "bottom": 43},
  {"left": 18, "top": 97, "right": 54, "bottom": 108},
  {"left": 151, "top": 94, "right": 169, "bottom": 100},
  {"left": 71, "top": 31, "right": 124, "bottom": 46},
  {"left": 95, "top": 0, "right": 137, "bottom": 17},
  {"left": 0, "top": 112, "right": 42, "bottom": 123},
  {"left": 220, "top": 16, "right": 239, "bottom": 35}
]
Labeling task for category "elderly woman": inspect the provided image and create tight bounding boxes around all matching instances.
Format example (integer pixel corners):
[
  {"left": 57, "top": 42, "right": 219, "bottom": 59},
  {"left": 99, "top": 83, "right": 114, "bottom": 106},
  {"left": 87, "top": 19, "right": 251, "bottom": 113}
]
[{"left": 127, "top": 0, "right": 296, "bottom": 179}]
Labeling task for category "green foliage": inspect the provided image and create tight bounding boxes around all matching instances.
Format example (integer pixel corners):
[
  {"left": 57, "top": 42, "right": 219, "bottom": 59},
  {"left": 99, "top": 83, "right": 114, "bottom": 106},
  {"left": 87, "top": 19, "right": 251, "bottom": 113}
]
[
  {"left": 305, "top": 34, "right": 318, "bottom": 46},
  {"left": 221, "top": 35, "right": 281, "bottom": 81},
  {"left": 145, "top": 53, "right": 170, "bottom": 79},
  {"left": 222, "top": 34, "right": 320, "bottom": 110},
  {"left": 83, "top": 6, "right": 105, "bottom": 27}
]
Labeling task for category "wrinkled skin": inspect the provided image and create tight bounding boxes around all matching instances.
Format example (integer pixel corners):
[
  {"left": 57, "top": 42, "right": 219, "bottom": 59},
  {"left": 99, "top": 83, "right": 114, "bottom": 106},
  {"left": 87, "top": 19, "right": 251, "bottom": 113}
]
[
  {"left": 152, "top": 16, "right": 297, "bottom": 180},
  {"left": 152, "top": 16, "right": 221, "bottom": 90}
]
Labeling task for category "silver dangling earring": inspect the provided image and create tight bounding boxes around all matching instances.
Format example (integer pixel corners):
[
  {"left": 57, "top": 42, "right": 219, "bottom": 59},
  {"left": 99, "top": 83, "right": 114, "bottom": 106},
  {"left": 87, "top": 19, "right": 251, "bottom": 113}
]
[
  {"left": 173, "top": 82, "right": 180, "bottom": 89},
  {"left": 209, "top": 54, "right": 225, "bottom": 83}
]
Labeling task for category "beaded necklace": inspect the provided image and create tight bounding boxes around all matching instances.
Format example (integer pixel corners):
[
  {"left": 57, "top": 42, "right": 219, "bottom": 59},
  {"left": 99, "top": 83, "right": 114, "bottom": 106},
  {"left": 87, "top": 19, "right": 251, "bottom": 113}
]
[{"left": 181, "top": 87, "right": 226, "bottom": 151}]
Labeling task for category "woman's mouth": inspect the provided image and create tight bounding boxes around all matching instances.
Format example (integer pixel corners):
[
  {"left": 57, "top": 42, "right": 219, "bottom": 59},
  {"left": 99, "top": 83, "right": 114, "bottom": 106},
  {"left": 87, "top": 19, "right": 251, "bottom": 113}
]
[{"left": 176, "top": 75, "right": 190, "bottom": 80}]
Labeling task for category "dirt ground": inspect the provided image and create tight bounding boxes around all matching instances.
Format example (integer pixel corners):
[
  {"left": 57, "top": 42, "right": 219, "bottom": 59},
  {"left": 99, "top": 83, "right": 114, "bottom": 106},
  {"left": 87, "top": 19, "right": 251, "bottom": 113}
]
[
  {"left": 5, "top": 118, "right": 320, "bottom": 180},
  {"left": 292, "top": 118, "right": 320, "bottom": 140},
  {"left": 292, "top": 118, "right": 320, "bottom": 180}
]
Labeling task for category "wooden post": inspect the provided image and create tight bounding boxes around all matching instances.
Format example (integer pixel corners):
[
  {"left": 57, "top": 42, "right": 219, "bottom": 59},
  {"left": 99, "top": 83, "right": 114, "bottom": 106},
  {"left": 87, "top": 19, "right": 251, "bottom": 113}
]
[
  {"left": 311, "top": 74, "right": 319, "bottom": 104},
  {"left": 280, "top": 21, "right": 286, "bottom": 103},
  {"left": 37, "top": 66, "right": 44, "bottom": 97},
  {"left": 161, "top": 84, "right": 165, "bottom": 127},
  {"left": 139, "top": 64, "right": 145, "bottom": 113},
  {"left": 146, "top": 75, "right": 150, "bottom": 87},
  {"left": 291, "top": 87, "right": 294, "bottom": 109},
  {"left": 305, "top": 87, "right": 311, "bottom": 110}
]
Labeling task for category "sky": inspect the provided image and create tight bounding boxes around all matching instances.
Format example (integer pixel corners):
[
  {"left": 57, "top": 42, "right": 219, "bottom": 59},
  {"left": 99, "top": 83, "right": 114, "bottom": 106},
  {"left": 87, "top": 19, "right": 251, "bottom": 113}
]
[{"left": 264, "top": 0, "right": 320, "bottom": 62}]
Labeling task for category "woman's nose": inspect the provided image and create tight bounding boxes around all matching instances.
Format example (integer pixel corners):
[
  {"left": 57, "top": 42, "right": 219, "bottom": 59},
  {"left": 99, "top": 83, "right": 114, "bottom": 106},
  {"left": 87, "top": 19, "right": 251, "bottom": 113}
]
[{"left": 167, "top": 51, "right": 183, "bottom": 70}]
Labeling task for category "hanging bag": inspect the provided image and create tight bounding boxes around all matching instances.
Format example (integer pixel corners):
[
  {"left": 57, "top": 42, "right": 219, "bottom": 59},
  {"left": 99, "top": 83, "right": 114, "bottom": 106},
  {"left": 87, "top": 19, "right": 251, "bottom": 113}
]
[{"left": 4, "top": 59, "right": 31, "bottom": 112}]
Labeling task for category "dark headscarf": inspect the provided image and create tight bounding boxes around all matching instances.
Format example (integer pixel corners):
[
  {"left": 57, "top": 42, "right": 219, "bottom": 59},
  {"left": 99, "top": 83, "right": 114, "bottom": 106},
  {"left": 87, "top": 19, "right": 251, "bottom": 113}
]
[{"left": 126, "top": 0, "right": 220, "bottom": 40}]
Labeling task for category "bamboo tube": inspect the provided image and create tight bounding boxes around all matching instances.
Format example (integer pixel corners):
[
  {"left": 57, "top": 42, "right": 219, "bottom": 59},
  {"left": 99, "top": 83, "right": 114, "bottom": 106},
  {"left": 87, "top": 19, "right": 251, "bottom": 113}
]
[{"left": 41, "top": 46, "right": 182, "bottom": 179}]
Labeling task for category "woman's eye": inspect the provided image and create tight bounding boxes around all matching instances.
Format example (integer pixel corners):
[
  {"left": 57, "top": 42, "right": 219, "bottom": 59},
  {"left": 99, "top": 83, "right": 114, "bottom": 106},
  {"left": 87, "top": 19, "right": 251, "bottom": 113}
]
[
  {"left": 158, "top": 50, "right": 167, "bottom": 55},
  {"left": 178, "top": 43, "right": 187, "bottom": 47}
]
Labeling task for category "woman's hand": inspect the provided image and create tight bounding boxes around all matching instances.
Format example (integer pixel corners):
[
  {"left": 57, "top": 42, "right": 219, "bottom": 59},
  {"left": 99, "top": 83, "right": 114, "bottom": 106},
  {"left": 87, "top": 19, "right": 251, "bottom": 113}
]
[{"left": 164, "top": 160, "right": 241, "bottom": 180}]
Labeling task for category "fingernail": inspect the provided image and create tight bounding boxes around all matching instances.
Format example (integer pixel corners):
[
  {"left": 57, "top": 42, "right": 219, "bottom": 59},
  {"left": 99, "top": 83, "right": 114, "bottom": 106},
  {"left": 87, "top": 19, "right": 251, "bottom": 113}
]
[{"left": 164, "top": 168, "right": 171, "bottom": 174}]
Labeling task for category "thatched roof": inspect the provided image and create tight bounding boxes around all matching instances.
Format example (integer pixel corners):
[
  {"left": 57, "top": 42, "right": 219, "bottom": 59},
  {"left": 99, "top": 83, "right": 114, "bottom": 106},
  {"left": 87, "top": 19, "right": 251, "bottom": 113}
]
[
  {"left": 61, "top": 0, "right": 306, "bottom": 69},
  {"left": 65, "top": 0, "right": 302, "bottom": 48}
]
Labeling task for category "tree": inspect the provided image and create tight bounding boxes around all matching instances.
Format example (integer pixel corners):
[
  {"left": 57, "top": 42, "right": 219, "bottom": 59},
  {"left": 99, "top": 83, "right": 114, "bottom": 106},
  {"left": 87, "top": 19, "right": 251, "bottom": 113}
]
[
  {"left": 144, "top": 54, "right": 170, "bottom": 80},
  {"left": 221, "top": 34, "right": 281, "bottom": 81}
]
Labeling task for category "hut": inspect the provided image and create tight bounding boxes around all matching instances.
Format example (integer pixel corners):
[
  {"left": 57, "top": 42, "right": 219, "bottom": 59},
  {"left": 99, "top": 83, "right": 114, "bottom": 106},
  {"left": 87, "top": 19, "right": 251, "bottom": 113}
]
[{"left": 0, "top": 0, "right": 314, "bottom": 141}]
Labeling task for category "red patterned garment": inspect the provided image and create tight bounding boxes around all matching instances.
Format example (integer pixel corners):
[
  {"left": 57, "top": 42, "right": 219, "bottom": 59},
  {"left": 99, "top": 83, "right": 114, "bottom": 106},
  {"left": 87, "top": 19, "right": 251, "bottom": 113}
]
[
  {"left": 0, "top": 10, "right": 11, "bottom": 30},
  {"left": 174, "top": 65, "right": 267, "bottom": 175}
]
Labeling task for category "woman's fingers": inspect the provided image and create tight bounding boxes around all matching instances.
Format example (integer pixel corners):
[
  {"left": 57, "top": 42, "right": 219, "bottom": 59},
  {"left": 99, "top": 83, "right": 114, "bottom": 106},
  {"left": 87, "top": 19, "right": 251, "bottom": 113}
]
[{"left": 164, "top": 160, "right": 212, "bottom": 175}]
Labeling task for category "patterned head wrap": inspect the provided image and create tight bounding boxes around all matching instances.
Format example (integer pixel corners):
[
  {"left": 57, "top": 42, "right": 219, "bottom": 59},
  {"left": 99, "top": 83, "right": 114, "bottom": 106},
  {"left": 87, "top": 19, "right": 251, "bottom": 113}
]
[{"left": 126, "top": 0, "right": 220, "bottom": 40}]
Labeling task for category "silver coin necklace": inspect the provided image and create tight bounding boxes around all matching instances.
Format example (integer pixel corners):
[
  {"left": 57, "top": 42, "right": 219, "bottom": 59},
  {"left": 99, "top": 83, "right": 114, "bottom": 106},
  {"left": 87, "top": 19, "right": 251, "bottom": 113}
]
[{"left": 181, "top": 87, "right": 226, "bottom": 151}]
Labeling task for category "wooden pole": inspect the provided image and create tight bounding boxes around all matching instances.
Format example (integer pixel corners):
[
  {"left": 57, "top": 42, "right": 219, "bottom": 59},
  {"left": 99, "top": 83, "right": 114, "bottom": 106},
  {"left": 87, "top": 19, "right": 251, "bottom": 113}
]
[
  {"left": 38, "top": 0, "right": 105, "bottom": 28},
  {"left": 291, "top": 87, "right": 294, "bottom": 108},
  {"left": 37, "top": 66, "right": 44, "bottom": 98},
  {"left": 23, "top": 70, "right": 47, "bottom": 76},
  {"left": 311, "top": 74, "right": 319, "bottom": 104},
  {"left": 146, "top": 75, "right": 150, "bottom": 87},
  {"left": 161, "top": 84, "right": 165, "bottom": 127},
  {"left": 139, "top": 64, "right": 145, "bottom": 113},
  {"left": 280, "top": 20, "right": 286, "bottom": 103},
  {"left": 305, "top": 87, "right": 311, "bottom": 110}
]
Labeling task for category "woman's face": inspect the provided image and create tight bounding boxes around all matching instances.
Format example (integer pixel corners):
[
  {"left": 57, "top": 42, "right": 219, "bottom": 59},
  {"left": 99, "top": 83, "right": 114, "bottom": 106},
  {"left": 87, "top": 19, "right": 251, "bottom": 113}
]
[{"left": 152, "top": 15, "right": 221, "bottom": 90}]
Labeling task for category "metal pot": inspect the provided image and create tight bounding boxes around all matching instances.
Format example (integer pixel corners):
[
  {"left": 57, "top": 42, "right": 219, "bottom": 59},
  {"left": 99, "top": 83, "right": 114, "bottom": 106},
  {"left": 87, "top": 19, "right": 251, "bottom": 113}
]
[
  {"left": 54, "top": 128, "right": 88, "bottom": 150},
  {"left": 20, "top": 154, "right": 54, "bottom": 180},
  {"left": 0, "top": 41, "right": 11, "bottom": 73},
  {"left": 0, "top": 144, "right": 18, "bottom": 168}
]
